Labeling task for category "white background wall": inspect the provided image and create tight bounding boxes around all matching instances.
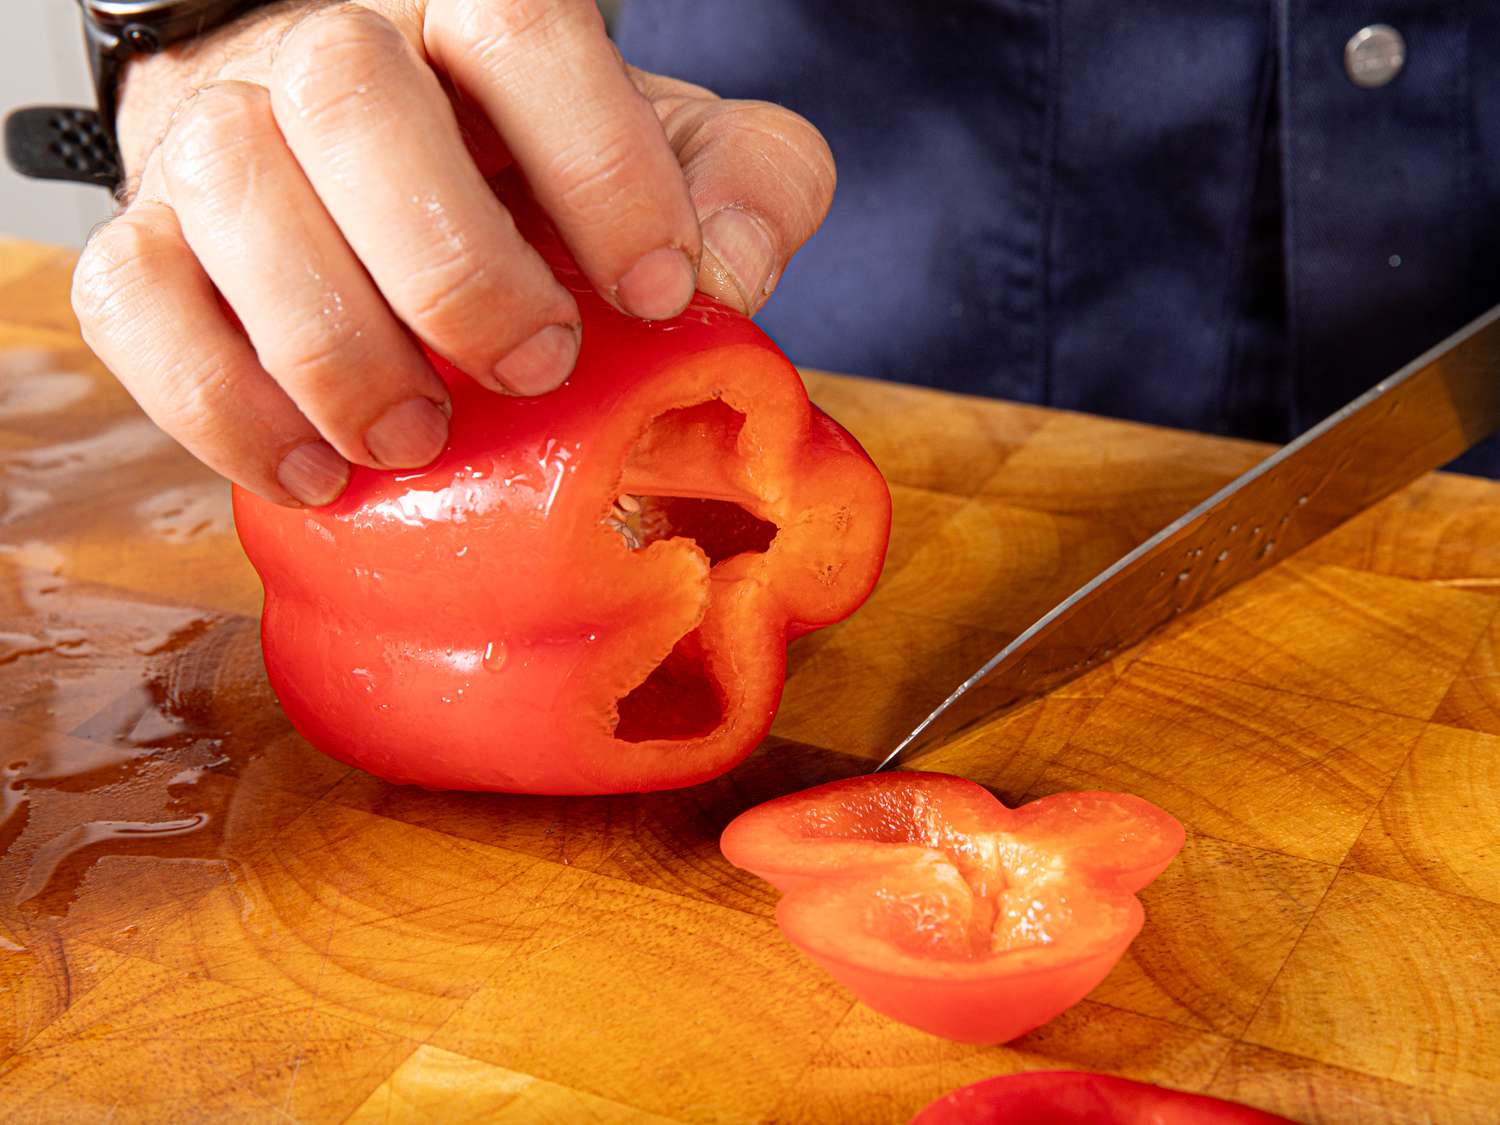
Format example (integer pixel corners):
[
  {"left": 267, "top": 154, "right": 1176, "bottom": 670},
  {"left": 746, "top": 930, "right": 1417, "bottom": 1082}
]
[{"left": 1, "top": 4, "right": 115, "bottom": 245}]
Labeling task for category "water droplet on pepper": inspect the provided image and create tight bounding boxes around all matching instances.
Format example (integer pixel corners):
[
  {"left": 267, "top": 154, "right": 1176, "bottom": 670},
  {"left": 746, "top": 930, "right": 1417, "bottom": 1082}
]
[{"left": 482, "top": 639, "right": 509, "bottom": 673}]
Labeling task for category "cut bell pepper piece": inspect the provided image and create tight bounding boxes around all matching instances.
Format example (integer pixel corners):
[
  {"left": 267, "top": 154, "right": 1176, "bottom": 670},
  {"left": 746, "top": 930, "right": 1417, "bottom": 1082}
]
[
  {"left": 910, "top": 1070, "right": 1296, "bottom": 1123},
  {"left": 232, "top": 177, "right": 891, "bottom": 795},
  {"left": 720, "top": 772, "right": 1184, "bottom": 1043}
]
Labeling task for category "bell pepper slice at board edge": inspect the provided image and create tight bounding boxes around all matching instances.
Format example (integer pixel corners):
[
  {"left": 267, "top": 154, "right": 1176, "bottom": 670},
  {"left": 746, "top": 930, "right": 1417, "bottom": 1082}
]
[
  {"left": 719, "top": 771, "right": 1185, "bottom": 1043},
  {"left": 909, "top": 1071, "right": 1298, "bottom": 1124},
  {"left": 231, "top": 178, "right": 891, "bottom": 796}
]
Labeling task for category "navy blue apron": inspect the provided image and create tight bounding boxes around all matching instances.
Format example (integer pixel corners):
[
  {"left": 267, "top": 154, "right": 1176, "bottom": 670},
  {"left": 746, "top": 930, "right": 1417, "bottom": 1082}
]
[{"left": 616, "top": 1, "right": 1500, "bottom": 475}]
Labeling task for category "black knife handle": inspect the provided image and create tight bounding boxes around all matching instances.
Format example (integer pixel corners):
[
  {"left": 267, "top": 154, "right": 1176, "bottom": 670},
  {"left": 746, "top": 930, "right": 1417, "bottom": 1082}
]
[{"left": 4, "top": 105, "right": 120, "bottom": 189}]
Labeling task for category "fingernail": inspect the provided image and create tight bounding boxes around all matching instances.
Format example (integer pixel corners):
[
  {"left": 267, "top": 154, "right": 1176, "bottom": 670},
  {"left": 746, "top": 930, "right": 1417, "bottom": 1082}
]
[
  {"left": 700, "top": 208, "right": 776, "bottom": 312},
  {"left": 364, "top": 396, "right": 449, "bottom": 468},
  {"left": 615, "top": 247, "right": 696, "bottom": 320},
  {"left": 277, "top": 440, "right": 349, "bottom": 506},
  {"left": 491, "top": 323, "right": 581, "bottom": 395}
]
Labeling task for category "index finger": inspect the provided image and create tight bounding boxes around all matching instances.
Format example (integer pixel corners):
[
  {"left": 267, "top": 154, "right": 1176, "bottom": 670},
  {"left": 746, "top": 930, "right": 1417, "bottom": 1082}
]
[{"left": 424, "top": 0, "right": 701, "bottom": 320}]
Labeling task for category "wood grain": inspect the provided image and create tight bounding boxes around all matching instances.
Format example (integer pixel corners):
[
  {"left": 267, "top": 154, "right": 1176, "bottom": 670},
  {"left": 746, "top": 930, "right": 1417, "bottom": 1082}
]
[
  {"left": 1431, "top": 609, "right": 1500, "bottom": 734},
  {"left": 1207, "top": 1043, "right": 1500, "bottom": 1125},
  {"left": 774, "top": 999, "right": 1233, "bottom": 1125},
  {"left": 1345, "top": 725, "right": 1500, "bottom": 904},
  {"left": 1244, "top": 872, "right": 1500, "bottom": 1106},
  {"left": 978, "top": 409, "right": 1269, "bottom": 539},
  {"left": 1082, "top": 835, "right": 1337, "bottom": 1038},
  {"left": 1137, "top": 561, "right": 1496, "bottom": 719},
  {"left": 1029, "top": 663, "right": 1427, "bottom": 864},
  {"left": 4, "top": 236, "right": 1500, "bottom": 1121},
  {"left": 345, "top": 1045, "right": 681, "bottom": 1124}
]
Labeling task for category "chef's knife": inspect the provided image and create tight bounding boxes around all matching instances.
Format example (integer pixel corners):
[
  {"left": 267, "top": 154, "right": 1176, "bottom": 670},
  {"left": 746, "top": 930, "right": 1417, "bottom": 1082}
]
[{"left": 876, "top": 302, "right": 1500, "bottom": 772}]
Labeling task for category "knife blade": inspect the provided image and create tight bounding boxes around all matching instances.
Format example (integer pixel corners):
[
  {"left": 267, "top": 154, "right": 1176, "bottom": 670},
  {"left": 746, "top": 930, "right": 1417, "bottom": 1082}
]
[{"left": 875, "top": 302, "right": 1500, "bottom": 773}]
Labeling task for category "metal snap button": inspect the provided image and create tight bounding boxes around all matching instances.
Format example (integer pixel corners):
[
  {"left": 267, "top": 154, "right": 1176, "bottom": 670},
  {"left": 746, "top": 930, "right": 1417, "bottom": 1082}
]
[{"left": 1345, "top": 24, "right": 1405, "bottom": 88}]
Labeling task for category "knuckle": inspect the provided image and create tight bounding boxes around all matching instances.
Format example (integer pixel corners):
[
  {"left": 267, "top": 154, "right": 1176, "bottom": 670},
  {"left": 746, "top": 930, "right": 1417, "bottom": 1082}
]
[
  {"left": 443, "top": 0, "right": 566, "bottom": 59},
  {"left": 546, "top": 129, "right": 642, "bottom": 221},
  {"left": 72, "top": 215, "right": 164, "bottom": 332},
  {"left": 262, "top": 313, "right": 373, "bottom": 395},
  {"left": 399, "top": 250, "right": 501, "bottom": 340},
  {"left": 436, "top": 0, "right": 601, "bottom": 83},
  {"left": 274, "top": 5, "right": 409, "bottom": 121},
  {"left": 736, "top": 101, "right": 837, "bottom": 195},
  {"left": 70, "top": 212, "right": 262, "bottom": 464},
  {"left": 153, "top": 357, "right": 232, "bottom": 443},
  {"left": 161, "top": 83, "right": 273, "bottom": 193}
]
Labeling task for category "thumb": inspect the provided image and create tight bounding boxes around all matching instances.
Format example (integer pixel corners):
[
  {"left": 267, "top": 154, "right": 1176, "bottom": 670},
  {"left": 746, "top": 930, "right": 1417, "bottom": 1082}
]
[{"left": 636, "top": 71, "right": 836, "bottom": 315}]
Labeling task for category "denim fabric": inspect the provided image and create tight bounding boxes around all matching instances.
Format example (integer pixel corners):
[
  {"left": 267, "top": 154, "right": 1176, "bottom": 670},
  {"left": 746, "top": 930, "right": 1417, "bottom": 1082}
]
[{"left": 616, "top": 0, "right": 1500, "bottom": 475}]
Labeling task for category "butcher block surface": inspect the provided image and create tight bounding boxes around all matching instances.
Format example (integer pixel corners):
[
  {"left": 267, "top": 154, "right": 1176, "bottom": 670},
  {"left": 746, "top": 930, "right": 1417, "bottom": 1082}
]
[{"left": 3, "top": 237, "right": 1500, "bottom": 1123}]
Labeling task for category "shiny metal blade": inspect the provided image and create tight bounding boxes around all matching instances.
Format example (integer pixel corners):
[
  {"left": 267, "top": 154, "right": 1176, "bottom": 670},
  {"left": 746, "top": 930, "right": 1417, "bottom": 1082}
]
[{"left": 876, "top": 302, "right": 1500, "bottom": 772}]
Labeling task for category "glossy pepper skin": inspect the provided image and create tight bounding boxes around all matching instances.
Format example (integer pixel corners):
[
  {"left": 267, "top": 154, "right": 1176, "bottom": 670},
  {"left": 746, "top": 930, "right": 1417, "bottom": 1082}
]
[
  {"left": 909, "top": 1071, "right": 1296, "bottom": 1123},
  {"left": 232, "top": 185, "right": 891, "bottom": 795},
  {"left": 720, "top": 772, "right": 1184, "bottom": 1043}
]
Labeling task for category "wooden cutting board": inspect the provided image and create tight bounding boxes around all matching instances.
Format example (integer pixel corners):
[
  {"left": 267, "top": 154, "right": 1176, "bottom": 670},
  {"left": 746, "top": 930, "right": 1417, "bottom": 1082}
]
[{"left": 3, "top": 236, "right": 1499, "bottom": 1124}]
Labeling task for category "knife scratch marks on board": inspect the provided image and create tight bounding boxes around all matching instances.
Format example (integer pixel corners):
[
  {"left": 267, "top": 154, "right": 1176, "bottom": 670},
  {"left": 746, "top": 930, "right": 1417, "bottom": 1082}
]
[
  {"left": 534, "top": 927, "right": 594, "bottom": 958},
  {"left": 281, "top": 1053, "right": 306, "bottom": 1119},
  {"left": 280, "top": 907, "right": 337, "bottom": 1116}
]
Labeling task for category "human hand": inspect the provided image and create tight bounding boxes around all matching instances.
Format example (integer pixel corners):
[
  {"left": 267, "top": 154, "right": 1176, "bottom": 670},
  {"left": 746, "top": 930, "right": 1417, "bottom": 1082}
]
[{"left": 72, "top": 0, "right": 835, "bottom": 506}]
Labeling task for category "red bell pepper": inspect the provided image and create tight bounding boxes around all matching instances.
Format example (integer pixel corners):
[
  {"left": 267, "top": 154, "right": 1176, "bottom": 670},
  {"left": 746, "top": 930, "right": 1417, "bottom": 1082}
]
[
  {"left": 232, "top": 184, "right": 891, "bottom": 795},
  {"left": 720, "top": 772, "right": 1184, "bottom": 1043},
  {"left": 910, "top": 1071, "right": 1295, "bottom": 1123}
]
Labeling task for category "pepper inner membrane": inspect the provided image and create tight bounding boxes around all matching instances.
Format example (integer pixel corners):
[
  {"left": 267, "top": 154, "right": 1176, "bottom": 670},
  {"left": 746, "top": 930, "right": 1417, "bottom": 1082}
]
[
  {"left": 610, "top": 400, "right": 780, "bottom": 744},
  {"left": 794, "top": 801, "right": 1081, "bottom": 960}
]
